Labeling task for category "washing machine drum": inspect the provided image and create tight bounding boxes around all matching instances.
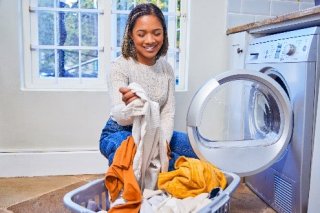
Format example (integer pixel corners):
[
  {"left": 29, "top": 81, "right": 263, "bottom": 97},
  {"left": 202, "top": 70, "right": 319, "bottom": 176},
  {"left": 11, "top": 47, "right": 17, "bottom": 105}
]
[{"left": 187, "top": 70, "right": 293, "bottom": 177}]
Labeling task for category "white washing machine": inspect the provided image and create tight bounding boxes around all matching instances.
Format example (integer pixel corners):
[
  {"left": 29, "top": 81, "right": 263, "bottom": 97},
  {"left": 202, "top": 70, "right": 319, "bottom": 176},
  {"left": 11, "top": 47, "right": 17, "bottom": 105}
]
[{"left": 187, "top": 27, "right": 320, "bottom": 213}]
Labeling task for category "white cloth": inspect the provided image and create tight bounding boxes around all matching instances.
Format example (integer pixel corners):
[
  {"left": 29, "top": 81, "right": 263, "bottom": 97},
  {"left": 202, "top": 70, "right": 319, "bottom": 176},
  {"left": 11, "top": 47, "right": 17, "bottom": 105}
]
[
  {"left": 141, "top": 189, "right": 212, "bottom": 213},
  {"left": 122, "top": 82, "right": 169, "bottom": 190},
  {"left": 108, "top": 56, "right": 175, "bottom": 143},
  {"left": 109, "top": 190, "right": 126, "bottom": 208}
]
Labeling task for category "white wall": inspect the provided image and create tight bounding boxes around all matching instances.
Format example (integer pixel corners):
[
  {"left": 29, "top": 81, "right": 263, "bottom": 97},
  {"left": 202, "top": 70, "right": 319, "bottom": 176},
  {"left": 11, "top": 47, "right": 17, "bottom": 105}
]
[
  {"left": 175, "top": 0, "right": 228, "bottom": 131},
  {"left": 0, "top": 0, "right": 228, "bottom": 176},
  {"left": 0, "top": 1, "right": 111, "bottom": 152},
  {"left": 227, "top": 0, "right": 315, "bottom": 28}
]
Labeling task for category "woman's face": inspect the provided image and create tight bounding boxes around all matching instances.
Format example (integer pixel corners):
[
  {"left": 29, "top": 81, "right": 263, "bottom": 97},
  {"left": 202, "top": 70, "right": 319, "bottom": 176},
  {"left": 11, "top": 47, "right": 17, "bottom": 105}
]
[{"left": 130, "top": 15, "right": 164, "bottom": 65}]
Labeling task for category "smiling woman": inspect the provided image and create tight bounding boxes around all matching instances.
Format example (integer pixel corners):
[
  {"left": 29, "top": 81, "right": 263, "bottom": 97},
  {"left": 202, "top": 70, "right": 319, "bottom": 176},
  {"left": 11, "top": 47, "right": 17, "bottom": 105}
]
[{"left": 128, "top": 15, "right": 165, "bottom": 65}]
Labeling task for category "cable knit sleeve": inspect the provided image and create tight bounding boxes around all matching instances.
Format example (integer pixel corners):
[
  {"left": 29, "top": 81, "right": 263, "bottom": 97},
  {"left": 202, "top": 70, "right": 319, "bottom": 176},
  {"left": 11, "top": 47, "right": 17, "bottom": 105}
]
[
  {"left": 107, "top": 58, "right": 133, "bottom": 126},
  {"left": 160, "top": 62, "right": 175, "bottom": 143}
]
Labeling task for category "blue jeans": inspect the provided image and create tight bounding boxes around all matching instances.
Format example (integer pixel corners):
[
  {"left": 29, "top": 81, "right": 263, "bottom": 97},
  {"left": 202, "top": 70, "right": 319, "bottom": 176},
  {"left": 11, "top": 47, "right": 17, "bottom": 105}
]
[{"left": 99, "top": 118, "right": 198, "bottom": 171}]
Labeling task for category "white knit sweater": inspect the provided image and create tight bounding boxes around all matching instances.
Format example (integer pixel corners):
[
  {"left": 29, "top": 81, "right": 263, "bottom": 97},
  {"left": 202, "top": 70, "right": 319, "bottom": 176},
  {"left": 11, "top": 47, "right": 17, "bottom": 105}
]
[{"left": 107, "top": 56, "right": 175, "bottom": 143}]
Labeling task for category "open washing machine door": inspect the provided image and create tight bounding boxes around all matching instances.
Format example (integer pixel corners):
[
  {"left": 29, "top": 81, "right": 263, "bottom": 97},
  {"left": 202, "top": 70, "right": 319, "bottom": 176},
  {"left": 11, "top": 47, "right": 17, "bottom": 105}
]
[{"left": 187, "top": 70, "right": 293, "bottom": 177}]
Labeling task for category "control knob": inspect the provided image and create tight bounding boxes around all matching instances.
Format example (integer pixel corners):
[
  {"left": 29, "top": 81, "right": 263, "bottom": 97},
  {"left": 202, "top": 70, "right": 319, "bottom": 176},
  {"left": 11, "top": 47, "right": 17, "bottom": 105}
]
[{"left": 284, "top": 44, "right": 296, "bottom": 56}]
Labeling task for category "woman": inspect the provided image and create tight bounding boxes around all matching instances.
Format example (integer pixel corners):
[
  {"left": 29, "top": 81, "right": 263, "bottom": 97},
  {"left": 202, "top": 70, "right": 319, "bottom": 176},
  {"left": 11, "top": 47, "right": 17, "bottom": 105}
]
[{"left": 99, "top": 3, "right": 197, "bottom": 171}]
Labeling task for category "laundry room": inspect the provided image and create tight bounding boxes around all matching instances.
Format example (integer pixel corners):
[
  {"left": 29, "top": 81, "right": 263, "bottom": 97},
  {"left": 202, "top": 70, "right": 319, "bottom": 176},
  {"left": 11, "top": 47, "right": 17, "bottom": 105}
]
[{"left": 1, "top": 0, "right": 320, "bottom": 212}]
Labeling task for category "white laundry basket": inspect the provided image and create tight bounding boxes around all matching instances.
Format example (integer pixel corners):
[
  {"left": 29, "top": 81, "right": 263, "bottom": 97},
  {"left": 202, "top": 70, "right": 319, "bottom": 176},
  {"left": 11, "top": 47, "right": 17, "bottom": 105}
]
[{"left": 63, "top": 171, "right": 240, "bottom": 213}]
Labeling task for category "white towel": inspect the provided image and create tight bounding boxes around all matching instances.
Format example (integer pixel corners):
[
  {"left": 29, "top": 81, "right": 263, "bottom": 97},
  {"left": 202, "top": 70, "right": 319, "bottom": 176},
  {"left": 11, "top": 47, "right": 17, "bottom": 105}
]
[
  {"left": 141, "top": 189, "right": 211, "bottom": 213},
  {"left": 121, "top": 82, "right": 169, "bottom": 190}
]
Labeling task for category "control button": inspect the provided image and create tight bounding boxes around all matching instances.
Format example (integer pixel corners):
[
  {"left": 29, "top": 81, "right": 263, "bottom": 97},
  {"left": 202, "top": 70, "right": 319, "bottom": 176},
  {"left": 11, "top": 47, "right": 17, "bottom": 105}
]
[
  {"left": 237, "top": 48, "right": 243, "bottom": 54},
  {"left": 284, "top": 44, "right": 296, "bottom": 56},
  {"left": 265, "top": 50, "right": 269, "bottom": 59},
  {"left": 302, "top": 45, "right": 307, "bottom": 51}
]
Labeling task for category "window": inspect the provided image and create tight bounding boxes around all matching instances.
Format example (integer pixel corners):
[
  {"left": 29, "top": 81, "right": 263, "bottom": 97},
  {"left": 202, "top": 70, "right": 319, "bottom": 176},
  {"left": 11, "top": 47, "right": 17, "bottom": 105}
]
[
  {"left": 22, "top": 0, "right": 188, "bottom": 91},
  {"left": 22, "top": 0, "right": 109, "bottom": 90}
]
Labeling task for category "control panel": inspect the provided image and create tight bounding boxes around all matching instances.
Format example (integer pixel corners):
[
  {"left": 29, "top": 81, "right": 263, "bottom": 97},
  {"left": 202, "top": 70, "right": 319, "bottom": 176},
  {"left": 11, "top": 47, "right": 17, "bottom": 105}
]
[{"left": 246, "top": 34, "right": 317, "bottom": 63}]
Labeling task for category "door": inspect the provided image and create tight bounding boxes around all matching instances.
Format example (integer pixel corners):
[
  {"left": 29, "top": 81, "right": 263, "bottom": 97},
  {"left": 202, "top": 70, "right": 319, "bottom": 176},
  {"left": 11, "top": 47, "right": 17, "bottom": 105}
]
[{"left": 187, "top": 70, "right": 293, "bottom": 177}]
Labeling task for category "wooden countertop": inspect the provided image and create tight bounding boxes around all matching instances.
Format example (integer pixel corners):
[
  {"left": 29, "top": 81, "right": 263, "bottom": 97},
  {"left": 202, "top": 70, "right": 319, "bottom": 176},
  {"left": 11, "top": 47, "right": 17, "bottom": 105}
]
[{"left": 227, "top": 6, "right": 320, "bottom": 35}]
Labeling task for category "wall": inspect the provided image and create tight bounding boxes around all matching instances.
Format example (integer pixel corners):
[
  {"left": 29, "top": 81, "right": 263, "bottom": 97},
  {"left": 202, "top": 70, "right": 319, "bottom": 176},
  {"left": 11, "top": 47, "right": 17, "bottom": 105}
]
[
  {"left": 0, "top": 1, "right": 109, "bottom": 152},
  {"left": 0, "top": 0, "right": 228, "bottom": 176},
  {"left": 227, "top": 0, "right": 315, "bottom": 28},
  {"left": 175, "top": 0, "right": 229, "bottom": 131}
]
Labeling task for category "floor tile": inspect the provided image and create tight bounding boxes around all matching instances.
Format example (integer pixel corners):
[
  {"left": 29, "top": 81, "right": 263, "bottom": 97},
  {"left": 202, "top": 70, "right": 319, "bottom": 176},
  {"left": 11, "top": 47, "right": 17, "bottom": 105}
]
[{"left": 0, "top": 175, "right": 82, "bottom": 208}]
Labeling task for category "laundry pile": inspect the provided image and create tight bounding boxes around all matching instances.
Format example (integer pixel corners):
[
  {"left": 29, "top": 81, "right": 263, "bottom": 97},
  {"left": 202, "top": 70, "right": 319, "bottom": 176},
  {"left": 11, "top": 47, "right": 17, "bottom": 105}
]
[{"left": 102, "top": 83, "right": 227, "bottom": 213}]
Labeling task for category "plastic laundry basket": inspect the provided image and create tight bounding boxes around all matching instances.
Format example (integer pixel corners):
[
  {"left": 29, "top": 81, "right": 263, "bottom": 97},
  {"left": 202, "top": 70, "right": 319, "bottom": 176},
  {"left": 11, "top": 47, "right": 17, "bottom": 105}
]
[{"left": 63, "top": 171, "right": 240, "bottom": 213}]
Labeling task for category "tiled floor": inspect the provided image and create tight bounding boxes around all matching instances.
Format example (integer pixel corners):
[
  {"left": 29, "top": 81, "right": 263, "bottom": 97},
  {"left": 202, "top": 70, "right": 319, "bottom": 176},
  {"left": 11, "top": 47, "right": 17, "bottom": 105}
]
[{"left": 0, "top": 174, "right": 275, "bottom": 213}]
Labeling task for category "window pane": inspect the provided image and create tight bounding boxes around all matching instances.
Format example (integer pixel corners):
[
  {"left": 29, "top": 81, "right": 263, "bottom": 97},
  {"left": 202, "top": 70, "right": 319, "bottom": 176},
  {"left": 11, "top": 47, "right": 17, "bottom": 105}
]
[
  {"left": 38, "top": 0, "right": 54, "bottom": 7},
  {"left": 177, "top": 0, "right": 181, "bottom": 12},
  {"left": 39, "top": 49, "right": 55, "bottom": 77},
  {"left": 111, "top": 49, "right": 121, "bottom": 59},
  {"left": 81, "top": 13, "right": 98, "bottom": 46},
  {"left": 116, "top": 0, "right": 135, "bottom": 10},
  {"left": 81, "top": 50, "right": 98, "bottom": 78},
  {"left": 151, "top": 0, "right": 169, "bottom": 11},
  {"left": 81, "top": 0, "right": 98, "bottom": 9},
  {"left": 176, "top": 16, "right": 180, "bottom": 49},
  {"left": 164, "top": 15, "right": 168, "bottom": 28},
  {"left": 117, "top": 14, "right": 128, "bottom": 47},
  {"left": 58, "top": 0, "right": 79, "bottom": 8},
  {"left": 165, "top": 49, "right": 179, "bottom": 86},
  {"left": 57, "top": 12, "right": 79, "bottom": 46},
  {"left": 38, "top": 11, "right": 54, "bottom": 45},
  {"left": 175, "top": 51, "right": 179, "bottom": 73},
  {"left": 58, "top": 50, "right": 79, "bottom": 77},
  {"left": 136, "top": 0, "right": 148, "bottom": 5}
]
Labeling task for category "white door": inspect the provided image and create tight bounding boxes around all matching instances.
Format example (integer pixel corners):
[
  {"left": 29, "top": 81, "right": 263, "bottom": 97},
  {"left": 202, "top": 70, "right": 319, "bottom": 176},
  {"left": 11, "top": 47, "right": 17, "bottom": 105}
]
[{"left": 187, "top": 70, "right": 293, "bottom": 177}]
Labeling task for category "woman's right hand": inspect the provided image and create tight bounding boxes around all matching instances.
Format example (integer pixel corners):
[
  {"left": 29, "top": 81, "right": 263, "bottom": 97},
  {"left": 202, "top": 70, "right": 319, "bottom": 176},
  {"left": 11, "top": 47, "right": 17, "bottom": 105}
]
[{"left": 119, "top": 87, "right": 139, "bottom": 105}]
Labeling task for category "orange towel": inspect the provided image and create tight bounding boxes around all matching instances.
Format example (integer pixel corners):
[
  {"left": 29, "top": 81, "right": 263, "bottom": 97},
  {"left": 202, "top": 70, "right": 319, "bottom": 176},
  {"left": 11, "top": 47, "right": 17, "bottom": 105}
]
[
  {"left": 157, "top": 156, "right": 227, "bottom": 199},
  {"left": 105, "top": 136, "right": 142, "bottom": 213}
]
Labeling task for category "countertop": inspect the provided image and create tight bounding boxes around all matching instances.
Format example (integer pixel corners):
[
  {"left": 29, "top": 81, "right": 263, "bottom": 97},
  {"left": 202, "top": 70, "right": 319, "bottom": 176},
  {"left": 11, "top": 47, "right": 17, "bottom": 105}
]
[{"left": 227, "top": 5, "right": 320, "bottom": 35}]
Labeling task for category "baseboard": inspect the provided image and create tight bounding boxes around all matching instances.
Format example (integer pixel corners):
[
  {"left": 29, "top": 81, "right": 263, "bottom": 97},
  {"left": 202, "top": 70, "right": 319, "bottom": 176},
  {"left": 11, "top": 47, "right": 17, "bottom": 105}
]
[{"left": 0, "top": 150, "right": 109, "bottom": 177}]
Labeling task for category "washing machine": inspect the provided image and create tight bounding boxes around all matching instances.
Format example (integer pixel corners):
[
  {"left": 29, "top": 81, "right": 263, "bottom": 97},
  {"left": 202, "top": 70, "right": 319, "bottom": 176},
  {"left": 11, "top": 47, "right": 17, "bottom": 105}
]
[{"left": 187, "top": 26, "right": 320, "bottom": 213}]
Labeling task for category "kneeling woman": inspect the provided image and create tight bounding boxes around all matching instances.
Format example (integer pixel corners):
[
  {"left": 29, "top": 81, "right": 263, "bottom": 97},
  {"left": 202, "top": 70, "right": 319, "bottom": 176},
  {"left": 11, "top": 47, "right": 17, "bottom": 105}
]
[{"left": 99, "top": 3, "right": 197, "bottom": 172}]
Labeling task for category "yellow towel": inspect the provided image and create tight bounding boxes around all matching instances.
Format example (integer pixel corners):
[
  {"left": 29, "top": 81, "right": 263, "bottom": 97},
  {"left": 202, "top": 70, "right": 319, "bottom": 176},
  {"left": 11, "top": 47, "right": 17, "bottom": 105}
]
[{"left": 157, "top": 156, "right": 227, "bottom": 199}]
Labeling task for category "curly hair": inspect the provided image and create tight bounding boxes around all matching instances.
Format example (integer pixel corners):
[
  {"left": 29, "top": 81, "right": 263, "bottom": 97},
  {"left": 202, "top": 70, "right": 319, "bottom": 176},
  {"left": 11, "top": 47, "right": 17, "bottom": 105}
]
[{"left": 121, "top": 3, "right": 169, "bottom": 61}]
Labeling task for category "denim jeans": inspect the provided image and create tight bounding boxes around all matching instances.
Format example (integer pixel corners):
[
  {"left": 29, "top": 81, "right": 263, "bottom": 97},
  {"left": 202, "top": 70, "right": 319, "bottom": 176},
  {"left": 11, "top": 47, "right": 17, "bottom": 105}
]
[{"left": 99, "top": 118, "right": 198, "bottom": 171}]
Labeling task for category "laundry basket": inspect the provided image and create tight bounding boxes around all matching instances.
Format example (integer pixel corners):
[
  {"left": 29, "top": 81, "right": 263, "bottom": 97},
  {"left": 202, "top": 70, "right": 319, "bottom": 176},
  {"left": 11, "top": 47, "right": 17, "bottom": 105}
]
[{"left": 63, "top": 171, "right": 240, "bottom": 213}]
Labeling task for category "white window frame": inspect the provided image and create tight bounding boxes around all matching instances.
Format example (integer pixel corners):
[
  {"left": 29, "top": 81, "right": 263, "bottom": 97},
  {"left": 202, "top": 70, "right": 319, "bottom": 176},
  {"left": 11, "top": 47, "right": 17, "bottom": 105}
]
[
  {"left": 21, "top": 0, "right": 111, "bottom": 91},
  {"left": 21, "top": 0, "right": 188, "bottom": 91}
]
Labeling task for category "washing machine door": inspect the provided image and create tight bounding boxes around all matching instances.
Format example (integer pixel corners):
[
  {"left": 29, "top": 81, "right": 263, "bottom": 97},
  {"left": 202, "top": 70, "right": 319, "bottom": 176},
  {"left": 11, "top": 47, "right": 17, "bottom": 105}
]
[{"left": 187, "top": 70, "right": 293, "bottom": 177}]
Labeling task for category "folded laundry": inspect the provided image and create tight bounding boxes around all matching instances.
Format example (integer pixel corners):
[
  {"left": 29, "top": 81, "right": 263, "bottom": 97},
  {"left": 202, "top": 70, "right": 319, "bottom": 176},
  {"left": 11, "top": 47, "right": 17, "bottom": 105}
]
[{"left": 157, "top": 156, "right": 227, "bottom": 199}]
